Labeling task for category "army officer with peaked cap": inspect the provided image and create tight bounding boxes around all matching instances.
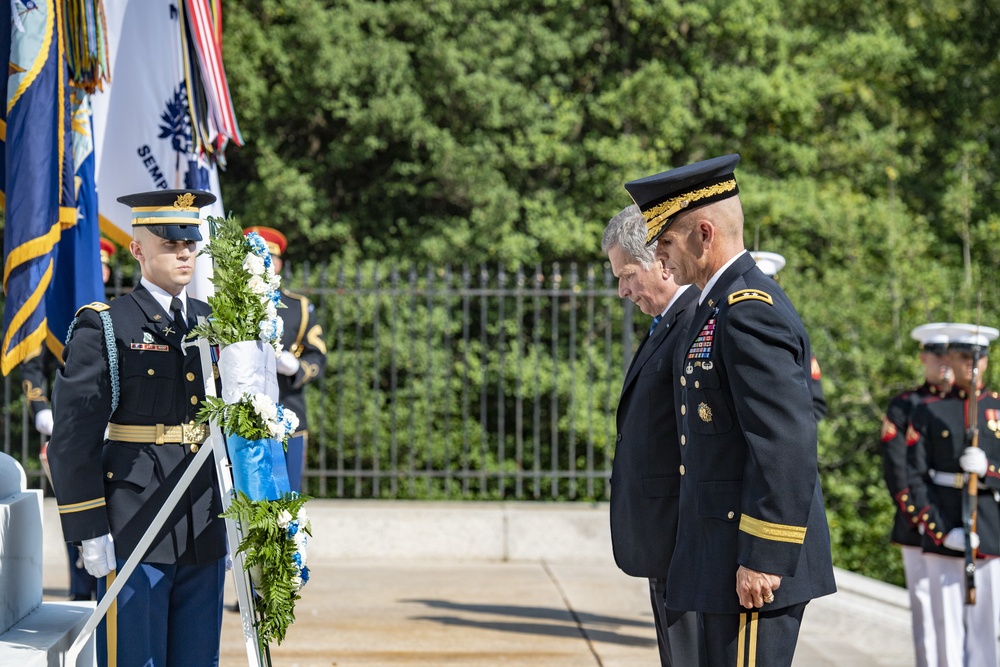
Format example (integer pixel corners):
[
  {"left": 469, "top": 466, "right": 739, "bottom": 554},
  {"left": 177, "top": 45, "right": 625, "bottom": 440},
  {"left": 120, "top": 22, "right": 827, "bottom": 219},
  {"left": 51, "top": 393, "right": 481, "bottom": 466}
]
[
  {"left": 625, "top": 154, "right": 836, "bottom": 666},
  {"left": 47, "top": 190, "right": 227, "bottom": 667}
]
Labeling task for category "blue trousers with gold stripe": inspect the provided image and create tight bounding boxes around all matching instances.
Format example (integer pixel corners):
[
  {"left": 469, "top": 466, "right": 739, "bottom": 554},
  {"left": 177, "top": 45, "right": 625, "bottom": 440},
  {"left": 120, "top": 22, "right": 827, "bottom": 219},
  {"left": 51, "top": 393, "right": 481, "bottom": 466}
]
[
  {"left": 96, "top": 558, "right": 225, "bottom": 667},
  {"left": 702, "top": 602, "right": 806, "bottom": 667}
]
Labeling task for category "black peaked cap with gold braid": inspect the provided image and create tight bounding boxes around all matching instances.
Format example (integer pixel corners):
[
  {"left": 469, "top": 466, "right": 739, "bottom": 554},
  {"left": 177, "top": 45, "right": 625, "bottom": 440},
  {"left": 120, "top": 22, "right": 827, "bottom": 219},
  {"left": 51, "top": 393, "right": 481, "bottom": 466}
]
[
  {"left": 624, "top": 154, "right": 741, "bottom": 245},
  {"left": 117, "top": 189, "right": 216, "bottom": 242}
]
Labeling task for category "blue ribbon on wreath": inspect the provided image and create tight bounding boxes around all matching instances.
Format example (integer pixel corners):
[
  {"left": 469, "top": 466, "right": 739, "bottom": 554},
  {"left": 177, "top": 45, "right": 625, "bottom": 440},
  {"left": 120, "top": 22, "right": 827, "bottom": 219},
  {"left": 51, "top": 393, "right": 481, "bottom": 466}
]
[{"left": 226, "top": 435, "right": 291, "bottom": 501}]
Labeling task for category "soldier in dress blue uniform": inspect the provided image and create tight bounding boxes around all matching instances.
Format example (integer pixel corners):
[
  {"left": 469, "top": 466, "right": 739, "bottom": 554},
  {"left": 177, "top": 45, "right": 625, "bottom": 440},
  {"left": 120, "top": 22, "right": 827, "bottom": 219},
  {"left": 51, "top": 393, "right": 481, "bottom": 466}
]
[
  {"left": 21, "top": 236, "right": 117, "bottom": 602},
  {"left": 748, "top": 251, "right": 827, "bottom": 422},
  {"left": 602, "top": 205, "right": 704, "bottom": 666},
  {"left": 625, "top": 154, "right": 836, "bottom": 666},
  {"left": 879, "top": 323, "right": 952, "bottom": 667},
  {"left": 243, "top": 226, "right": 327, "bottom": 493},
  {"left": 904, "top": 323, "right": 1000, "bottom": 667},
  {"left": 47, "top": 190, "right": 228, "bottom": 667}
]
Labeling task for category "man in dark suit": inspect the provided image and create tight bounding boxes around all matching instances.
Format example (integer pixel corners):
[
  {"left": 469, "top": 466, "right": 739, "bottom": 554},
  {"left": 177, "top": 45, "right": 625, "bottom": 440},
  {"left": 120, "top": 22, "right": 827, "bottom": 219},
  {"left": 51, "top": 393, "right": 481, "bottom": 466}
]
[
  {"left": 625, "top": 154, "right": 836, "bottom": 666},
  {"left": 603, "top": 204, "right": 703, "bottom": 666},
  {"left": 243, "top": 226, "right": 327, "bottom": 493},
  {"left": 47, "top": 190, "right": 227, "bottom": 667}
]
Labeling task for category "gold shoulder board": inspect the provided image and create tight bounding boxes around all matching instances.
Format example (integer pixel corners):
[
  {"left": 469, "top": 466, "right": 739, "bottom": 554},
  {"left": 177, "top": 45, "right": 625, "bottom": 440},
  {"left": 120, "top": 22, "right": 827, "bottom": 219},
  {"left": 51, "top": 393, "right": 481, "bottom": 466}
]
[
  {"left": 728, "top": 289, "right": 773, "bottom": 306},
  {"left": 75, "top": 301, "right": 110, "bottom": 316}
]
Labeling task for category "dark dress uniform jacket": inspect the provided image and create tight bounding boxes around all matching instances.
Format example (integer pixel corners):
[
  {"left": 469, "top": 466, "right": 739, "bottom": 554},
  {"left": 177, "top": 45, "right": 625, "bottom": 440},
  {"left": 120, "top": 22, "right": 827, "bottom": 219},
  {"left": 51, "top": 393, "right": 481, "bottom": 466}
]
[
  {"left": 881, "top": 383, "right": 948, "bottom": 547},
  {"left": 277, "top": 290, "right": 327, "bottom": 432},
  {"left": 611, "top": 287, "right": 699, "bottom": 577},
  {"left": 47, "top": 284, "right": 227, "bottom": 566},
  {"left": 906, "top": 388, "right": 1000, "bottom": 558},
  {"left": 665, "top": 253, "right": 836, "bottom": 614},
  {"left": 21, "top": 344, "right": 59, "bottom": 427}
]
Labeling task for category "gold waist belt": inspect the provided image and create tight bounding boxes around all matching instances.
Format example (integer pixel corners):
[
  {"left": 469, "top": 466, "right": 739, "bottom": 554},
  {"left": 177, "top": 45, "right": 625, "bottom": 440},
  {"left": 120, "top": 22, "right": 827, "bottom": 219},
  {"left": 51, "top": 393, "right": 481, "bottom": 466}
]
[{"left": 108, "top": 422, "right": 209, "bottom": 445}]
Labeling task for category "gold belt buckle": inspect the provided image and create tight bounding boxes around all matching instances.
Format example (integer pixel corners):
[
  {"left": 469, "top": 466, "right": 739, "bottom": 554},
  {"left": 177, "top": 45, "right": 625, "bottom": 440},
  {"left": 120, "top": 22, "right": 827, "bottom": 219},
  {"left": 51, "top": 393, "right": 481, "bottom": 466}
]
[{"left": 181, "top": 422, "right": 207, "bottom": 444}]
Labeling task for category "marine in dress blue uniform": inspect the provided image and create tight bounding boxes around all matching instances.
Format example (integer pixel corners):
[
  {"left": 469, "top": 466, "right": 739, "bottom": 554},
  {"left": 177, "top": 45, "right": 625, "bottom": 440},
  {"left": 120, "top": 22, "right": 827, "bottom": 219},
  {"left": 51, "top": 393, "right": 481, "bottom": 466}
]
[
  {"left": 603, "top": 205, "right": 704, "bottom": 666},
  {"left": 47, "top": 190, "right": 227, "bottom": 667},
  {"left": 904, "top": 324, "right": 1000, "bottom": 667},
  {"left": 625, "top": 155, "right": 836, "bottom": 667},
  {"left": 243, "top": 226, "right": 327, "bottom": 493},
  {"left": 879, "top": 323, "right": 952, "bottom": 667}
]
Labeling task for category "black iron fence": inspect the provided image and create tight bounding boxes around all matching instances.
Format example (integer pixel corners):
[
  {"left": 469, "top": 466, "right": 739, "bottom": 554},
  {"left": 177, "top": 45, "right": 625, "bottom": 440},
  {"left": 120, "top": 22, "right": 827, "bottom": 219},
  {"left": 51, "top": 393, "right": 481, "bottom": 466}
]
[{"left": 2, "top": 261, "right": 642, "bottom": 501}]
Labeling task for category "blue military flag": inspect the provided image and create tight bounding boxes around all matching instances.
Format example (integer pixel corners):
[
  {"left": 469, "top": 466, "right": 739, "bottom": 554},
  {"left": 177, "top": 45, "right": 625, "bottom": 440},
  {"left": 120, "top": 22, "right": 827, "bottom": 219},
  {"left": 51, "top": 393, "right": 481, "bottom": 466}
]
[
  {"left": 0, "top": 1, "right": 77, "bottom": 375},
  {"left": 45, "top": 89, "right": 103, "bottom": 357}
]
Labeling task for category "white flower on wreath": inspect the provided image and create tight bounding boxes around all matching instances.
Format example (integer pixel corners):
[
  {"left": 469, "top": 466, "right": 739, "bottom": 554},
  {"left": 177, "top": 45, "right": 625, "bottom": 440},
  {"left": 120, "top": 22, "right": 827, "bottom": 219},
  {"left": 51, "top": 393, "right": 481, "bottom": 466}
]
[
  {"left": 277, "top": 510, "right": 293, "bottom": 529},
  {"left": 248, "top": 274, "right": 270, "bottom": 296},
  {"left": 265, "top": 300, "right": 278, "bottom": 320},
  {"left": 265, "top": 419, "right": 284, "bottom": 439},
  {"left": 251, "top": 393, "right": 278, "bottom": 422},
  {"left": 285, "top": 409, "right": 300, "bottom": 434},
  {"left": 268, "top": 273, "right": 281, "bottom": 291},
  {"left": 243, "top": 252, "right": 266, "bottom": 276}
]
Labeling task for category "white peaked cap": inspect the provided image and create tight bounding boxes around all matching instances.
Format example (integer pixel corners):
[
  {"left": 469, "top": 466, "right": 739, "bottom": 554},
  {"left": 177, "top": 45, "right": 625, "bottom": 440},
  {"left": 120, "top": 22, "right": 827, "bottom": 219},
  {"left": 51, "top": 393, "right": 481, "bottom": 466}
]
[
  {"left": 940, "top": 323, "right": 1000, "bottom": 349},
  {"left": 910, "top": 322, "right": 952, "bottom": 347},
  {"left": 750, "top": 251, "right": 786, "bottom": 277}
]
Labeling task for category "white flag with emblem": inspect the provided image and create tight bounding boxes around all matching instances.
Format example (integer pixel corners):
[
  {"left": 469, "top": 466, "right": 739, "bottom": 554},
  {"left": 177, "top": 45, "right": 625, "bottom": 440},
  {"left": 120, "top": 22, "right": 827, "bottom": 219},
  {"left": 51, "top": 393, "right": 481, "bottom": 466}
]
[{"left": 91, "top": 0, "right": 224, "bottom": 298}]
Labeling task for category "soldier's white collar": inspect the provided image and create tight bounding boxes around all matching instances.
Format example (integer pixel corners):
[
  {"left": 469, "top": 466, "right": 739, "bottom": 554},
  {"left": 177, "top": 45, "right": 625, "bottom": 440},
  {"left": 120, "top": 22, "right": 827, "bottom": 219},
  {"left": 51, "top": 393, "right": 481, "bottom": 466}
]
[
  {"left": 699, "top": 250, "right": 747, "bottom": 306},
  {"left": 141, "top": 277, "right": 188, "bottom": 321}
]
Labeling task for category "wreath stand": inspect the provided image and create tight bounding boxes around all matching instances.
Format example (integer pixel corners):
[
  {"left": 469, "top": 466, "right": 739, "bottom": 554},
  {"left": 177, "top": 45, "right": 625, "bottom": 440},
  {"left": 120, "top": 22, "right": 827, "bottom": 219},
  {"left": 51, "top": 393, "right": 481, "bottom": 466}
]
[{"left": 65, "top": 328, "right": 268, "bottom": 666}]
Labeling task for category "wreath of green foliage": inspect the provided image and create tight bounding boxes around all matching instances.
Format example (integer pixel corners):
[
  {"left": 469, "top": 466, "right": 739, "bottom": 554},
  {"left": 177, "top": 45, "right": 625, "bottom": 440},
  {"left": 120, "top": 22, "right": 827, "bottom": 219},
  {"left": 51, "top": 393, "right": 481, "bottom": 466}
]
[
  {"left": 196, "top": 395, "right": 290, "bottom": 448},
  {"left": 189, "top": 214, "right": 280, "bottom": 346},
  {"left": 221, "top": 491, "right": 313, "bottom": 650}
]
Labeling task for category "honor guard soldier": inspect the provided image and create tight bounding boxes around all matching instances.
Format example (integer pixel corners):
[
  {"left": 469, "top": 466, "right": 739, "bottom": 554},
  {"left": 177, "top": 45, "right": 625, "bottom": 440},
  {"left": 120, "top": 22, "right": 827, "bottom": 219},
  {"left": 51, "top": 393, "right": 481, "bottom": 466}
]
[
  {"left": 626, "top": 154, "right": 836, "bottom": 666},
  {"left": 243, "top": 226, "right": 327, "bottom": 492},
  {"left": 603, "top": 205, "right": 704, "bottom": 666},
  {"left": 47, "top": 191, "right": 227, "bottom": 667},
  {"left": 749, "top": 250, "right": 827, "bottom": 421},
  {"left": 22, "top": 236, "right": 117, "bottom": 602},
  {"left": 905, "top": 323, "right": 1000, "bottom": 667},
  {"left": 880, "top": 323, "right": 952, "bottom": 667}
]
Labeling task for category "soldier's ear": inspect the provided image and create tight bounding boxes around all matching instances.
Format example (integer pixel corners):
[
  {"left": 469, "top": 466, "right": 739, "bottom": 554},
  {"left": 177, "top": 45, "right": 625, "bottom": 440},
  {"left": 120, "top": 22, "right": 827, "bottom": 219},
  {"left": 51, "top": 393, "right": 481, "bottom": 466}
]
[{"left": 129, "top": 239, "right": 144, "bottom": 261}]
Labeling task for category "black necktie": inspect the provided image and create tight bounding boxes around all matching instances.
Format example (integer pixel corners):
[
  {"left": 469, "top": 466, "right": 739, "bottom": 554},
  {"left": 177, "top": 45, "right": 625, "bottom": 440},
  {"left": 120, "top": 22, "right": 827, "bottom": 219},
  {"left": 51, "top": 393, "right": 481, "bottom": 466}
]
[{"left": 170, "top": 297, "right": 187, "bottom": 334}]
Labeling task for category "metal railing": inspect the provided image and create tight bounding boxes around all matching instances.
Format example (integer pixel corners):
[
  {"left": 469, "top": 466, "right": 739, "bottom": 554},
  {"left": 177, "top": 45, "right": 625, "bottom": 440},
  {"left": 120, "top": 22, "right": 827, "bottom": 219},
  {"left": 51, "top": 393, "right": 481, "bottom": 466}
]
[{"left": 2, "top": 262, "right": 640, "bottom": 502}]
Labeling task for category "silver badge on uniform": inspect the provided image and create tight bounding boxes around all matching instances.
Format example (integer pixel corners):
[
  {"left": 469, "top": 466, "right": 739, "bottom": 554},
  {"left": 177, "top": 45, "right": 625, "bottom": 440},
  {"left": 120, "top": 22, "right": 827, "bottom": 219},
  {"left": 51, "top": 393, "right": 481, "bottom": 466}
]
[
  {"left": 686, "top": 364, "right": 694, "bottom": 375},
  {"left": 701, "top": 361, "right": 713, "bottom": 371},
  {"left": 143, "top": 332, "right": 154, "bottom": 344}
]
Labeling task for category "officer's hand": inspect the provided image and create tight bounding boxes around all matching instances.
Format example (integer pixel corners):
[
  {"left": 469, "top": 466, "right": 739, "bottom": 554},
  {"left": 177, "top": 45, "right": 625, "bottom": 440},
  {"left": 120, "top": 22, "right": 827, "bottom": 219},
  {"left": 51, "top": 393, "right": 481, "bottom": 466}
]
[
  {"left": 35, "top": 409, "right": 54, "bottom": 436},
  {"left": 81, "top": 534, "right": 116, "bottom": 578},
  {"left": 736, "top": 565, "right": 781, "bottom": 609},
  {"left": 960, "top": 447, "right": 988, "bottom": 477},
  {"left": 943, "top": 527, "right": 979, "bottom": 552},
  {"left": 276, "top": 351, "right": 300, "bottom": 376}
]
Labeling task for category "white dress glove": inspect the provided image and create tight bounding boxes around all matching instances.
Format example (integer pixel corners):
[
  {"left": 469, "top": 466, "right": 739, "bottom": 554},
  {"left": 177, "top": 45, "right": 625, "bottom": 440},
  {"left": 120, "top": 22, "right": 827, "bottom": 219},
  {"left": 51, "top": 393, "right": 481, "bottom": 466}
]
[
  {"left": 943, "top": 527, "right": 979, "bottom": 552},
  {"left": 960, "top": 447, "right": 989, "bottom": 477},
  {"left": 81, "top": 534, "right": 116, "bottom": 578},
  {"left": 35, "top": 409, "right": 53, "bottom": 436},
  {"left": 276, "top": 350, "right": 300, "bottom": 376}
]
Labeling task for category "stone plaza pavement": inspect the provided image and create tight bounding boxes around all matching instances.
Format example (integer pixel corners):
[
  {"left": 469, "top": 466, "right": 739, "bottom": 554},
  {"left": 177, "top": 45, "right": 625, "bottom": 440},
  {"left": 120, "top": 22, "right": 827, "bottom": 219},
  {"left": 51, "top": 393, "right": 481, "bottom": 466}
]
[{"left": 42, "top": 499, "right": 915, "bottom": 666}]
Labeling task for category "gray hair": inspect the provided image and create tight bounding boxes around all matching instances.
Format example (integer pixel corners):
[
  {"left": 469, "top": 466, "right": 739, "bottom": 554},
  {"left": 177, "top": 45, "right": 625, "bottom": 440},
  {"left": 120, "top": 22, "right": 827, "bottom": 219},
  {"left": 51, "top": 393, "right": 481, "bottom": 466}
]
[{"left": 601, "top": 205, "right": 656, "bottom": 268}]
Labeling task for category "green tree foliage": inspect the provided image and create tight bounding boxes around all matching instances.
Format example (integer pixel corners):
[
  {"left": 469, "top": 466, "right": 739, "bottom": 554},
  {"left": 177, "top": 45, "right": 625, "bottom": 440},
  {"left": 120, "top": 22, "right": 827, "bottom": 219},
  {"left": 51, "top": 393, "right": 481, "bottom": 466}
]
[{"left": 214, "top": 0, "right": 1000, "bottom": 587}]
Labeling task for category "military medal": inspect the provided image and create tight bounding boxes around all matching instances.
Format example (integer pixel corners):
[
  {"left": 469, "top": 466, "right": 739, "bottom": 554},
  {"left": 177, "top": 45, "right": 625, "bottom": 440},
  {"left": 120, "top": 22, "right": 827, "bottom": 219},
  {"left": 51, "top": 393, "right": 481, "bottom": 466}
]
[
  {"left": 698, "top": 402, "right": 713, "bottom": 422},
  {"left": 143, "top": 332, "right": 154, "bottom": 343}
]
